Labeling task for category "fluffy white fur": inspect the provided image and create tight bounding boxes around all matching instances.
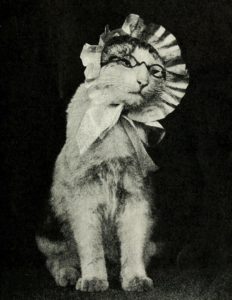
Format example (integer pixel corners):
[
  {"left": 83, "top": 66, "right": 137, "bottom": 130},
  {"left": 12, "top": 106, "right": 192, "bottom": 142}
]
[{"left": 36, "top": 45, "right": 162, "bottom": 292}]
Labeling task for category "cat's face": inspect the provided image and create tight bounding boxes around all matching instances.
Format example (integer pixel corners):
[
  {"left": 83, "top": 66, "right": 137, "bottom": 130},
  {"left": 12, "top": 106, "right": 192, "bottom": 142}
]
[{"left": 88, "top": 37, "right": 166, "bottom": 109}]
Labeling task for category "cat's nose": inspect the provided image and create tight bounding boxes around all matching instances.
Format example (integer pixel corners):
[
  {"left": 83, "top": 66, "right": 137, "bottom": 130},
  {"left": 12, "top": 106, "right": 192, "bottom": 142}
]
[
  {"left": 136, "top": 64, "right": 149, "bottom": 89},
  {"left": 137, "top": 78, "right": 148, "bottom": 88}
]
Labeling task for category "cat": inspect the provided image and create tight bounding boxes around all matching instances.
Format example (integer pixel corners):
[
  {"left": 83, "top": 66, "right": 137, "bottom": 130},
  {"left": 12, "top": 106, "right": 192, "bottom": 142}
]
[{"left": 36, "top": 34, "right": 180, "bottom": 292}]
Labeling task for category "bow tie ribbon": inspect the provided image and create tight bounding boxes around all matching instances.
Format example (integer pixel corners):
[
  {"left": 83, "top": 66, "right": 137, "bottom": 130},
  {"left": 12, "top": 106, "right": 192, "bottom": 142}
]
[{"left": 76, "top": 100, "right": 165, "bottom": 177}]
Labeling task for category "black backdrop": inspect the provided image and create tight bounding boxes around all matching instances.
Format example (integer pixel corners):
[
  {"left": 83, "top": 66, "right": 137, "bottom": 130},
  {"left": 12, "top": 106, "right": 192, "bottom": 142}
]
[{"left": 1, "top": 0, "right": 232, "bottom": 268}]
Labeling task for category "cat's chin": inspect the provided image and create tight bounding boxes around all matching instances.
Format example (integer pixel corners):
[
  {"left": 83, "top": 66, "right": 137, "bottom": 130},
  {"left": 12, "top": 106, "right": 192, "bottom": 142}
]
[
  {"left": 122, "top": 93, "right": 144, "bottom": 108},
  {"left": 109, "top": 90, "right": 145, "bottom": 108}
]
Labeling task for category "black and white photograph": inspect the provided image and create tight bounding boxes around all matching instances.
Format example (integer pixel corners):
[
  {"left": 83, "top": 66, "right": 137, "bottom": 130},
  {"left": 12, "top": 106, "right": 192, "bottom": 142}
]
[{"left": 1, "top": 1, "right": 232, "bottom": 299}]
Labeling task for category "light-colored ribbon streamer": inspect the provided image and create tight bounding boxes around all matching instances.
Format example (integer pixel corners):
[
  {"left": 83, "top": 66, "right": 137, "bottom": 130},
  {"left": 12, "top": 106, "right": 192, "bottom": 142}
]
[
  {"left": 76, "top": 103, "right": 124, "bottom": 155},
  {"left": 76, "top": 103, "right": 164, "bottom": 176},
  {"left": 121, "top": 117, "right": 160, "bottom": 176}
]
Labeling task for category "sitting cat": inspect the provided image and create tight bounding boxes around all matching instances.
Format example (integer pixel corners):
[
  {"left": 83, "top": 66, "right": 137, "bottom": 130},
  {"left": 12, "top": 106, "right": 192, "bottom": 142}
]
[{"left": 36, "top": 15, "right": 189, "bottom": 292}]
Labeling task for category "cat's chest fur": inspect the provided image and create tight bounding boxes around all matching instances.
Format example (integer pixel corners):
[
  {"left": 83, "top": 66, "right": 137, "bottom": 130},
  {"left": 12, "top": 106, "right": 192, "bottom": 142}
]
[{"left": 52, "top": 105, "right": 145, "bottom": 223}]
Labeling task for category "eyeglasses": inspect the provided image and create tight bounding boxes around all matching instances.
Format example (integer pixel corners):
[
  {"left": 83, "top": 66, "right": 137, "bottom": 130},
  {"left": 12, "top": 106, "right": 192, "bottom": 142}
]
[{"left": 101, "top": 55, "right": 166, "bottom": 79}]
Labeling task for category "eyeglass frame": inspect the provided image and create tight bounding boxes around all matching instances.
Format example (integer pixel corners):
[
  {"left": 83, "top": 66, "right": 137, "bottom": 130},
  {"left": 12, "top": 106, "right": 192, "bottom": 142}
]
[{"left": 101, "top": 54, "right": 166, "bottom": 80}]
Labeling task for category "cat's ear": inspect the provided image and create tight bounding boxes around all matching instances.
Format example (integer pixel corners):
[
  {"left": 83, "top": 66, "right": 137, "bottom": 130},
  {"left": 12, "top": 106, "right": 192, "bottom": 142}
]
[
  {"left": 99, "top": 25, "right": 125, "bottom": 44},
  {"left": 99, "top": 25, "right": 110, "bottom": 46}
]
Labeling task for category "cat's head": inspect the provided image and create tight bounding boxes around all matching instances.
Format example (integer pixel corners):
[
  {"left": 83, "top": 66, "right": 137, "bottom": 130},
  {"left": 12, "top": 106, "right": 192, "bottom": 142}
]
[{"left": 93, "top": 35, "right": 165, "bottom": 109}]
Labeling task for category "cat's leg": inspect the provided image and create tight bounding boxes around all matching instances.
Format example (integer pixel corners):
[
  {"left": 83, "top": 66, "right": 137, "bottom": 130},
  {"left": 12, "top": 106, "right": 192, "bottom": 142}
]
[
  {"left": 117, "top": 199, "right": 154, "bottom": 291},
  {"left": 73, "top": 214, "right": 109, "bottom": 292},
  {"left": 69, "top": 187, "right": 109, "bottom": 292},
  {"left": 36, "top": 236, "right": 80, "bottom": 287},
  {"left": 46, "top": 252, "right": 79, "bottom": 287}
]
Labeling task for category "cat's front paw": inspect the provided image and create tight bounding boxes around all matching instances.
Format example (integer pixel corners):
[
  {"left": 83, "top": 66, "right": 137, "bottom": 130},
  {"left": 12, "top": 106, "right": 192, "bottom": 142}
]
[
  {"left": 76, "top": 277, "right": 109, "bottom": 292},
  {"left": 122, "top": 276, "right": 154, "bottom": 292},
  {"left": 55, "top": 267, "right": 79, "bottom": 287}
]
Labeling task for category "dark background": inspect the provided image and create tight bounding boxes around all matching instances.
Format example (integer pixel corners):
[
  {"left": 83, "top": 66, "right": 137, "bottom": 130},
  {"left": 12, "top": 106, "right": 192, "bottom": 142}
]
[{"left": 1, "top": 0, "right": 232, "bottom": 271}]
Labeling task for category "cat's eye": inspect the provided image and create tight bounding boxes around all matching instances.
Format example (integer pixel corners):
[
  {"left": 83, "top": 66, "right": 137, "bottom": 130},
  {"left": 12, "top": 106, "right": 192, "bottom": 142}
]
[
  {"left": 108, "top": 55, "right": 120, "bottom": 62},
  {"left": 149, "top": 64, "right": 165, "bottom": 79},
  {"left": 118, "top": 58, "right": 132, "bottom": 67},
  {"left": 107, "top": 56, "right": 132, "bottom": 68}
]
